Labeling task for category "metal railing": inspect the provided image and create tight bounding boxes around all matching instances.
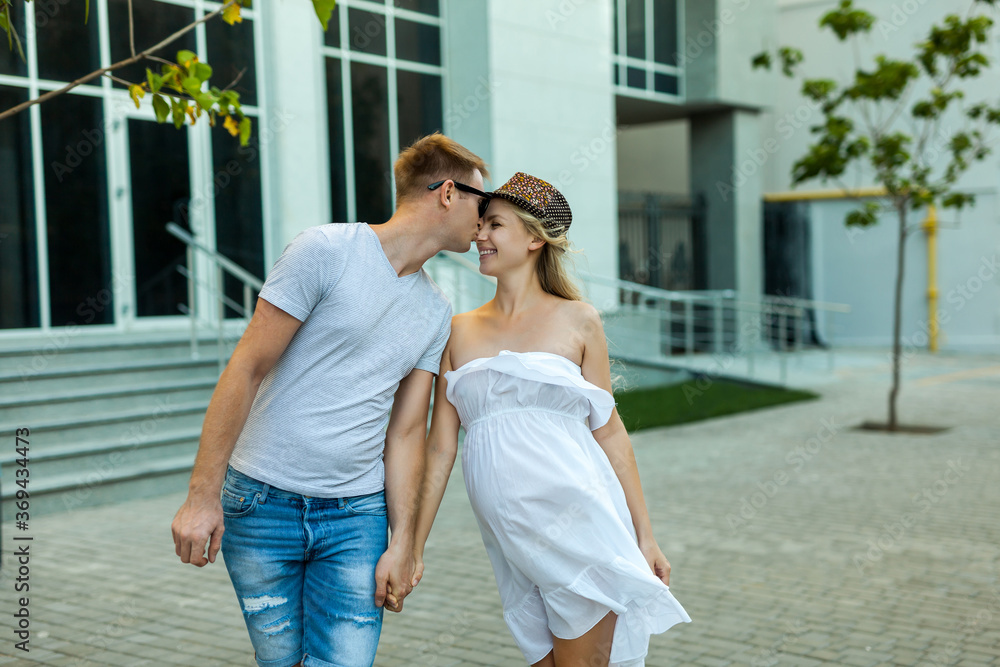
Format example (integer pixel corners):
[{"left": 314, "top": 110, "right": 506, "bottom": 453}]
[
  {"left": 423, "top": 250, "right": 497, "bottom": 315},
  {"left": 581, "top": 273, "right": 851, "bottom": 384},
  {"left": 165, "top": 223, "right": 264, "bottom": 374}
]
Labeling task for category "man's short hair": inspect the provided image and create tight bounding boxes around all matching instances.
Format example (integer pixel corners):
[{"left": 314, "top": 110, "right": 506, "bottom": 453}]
[{"left": 394, "top": 133, "right": 489, "bottom": 206}]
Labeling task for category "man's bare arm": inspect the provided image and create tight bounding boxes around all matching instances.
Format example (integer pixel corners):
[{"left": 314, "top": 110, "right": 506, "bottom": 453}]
[
  {"left": 171, "top": 298, "right": 303, "bottom": 566},
  {"left": 374, "top": 368, "right": 434, "bottom": 611}
]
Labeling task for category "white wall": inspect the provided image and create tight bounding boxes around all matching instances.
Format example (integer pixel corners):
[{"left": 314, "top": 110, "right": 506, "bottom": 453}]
[
  {"left": 484, "top": 0, "right": 619, "bottom": 286},
  {"left": 770, "top": 0, "right": 1000, "bottom": 350}
]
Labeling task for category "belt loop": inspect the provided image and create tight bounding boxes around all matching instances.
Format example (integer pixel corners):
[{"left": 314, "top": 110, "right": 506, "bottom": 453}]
[
  {"left": 259, "top": 483, "right": 270, "bottom": 503},
  {"left": 338, "top": 498, "right": 346, "bottom": 509}
]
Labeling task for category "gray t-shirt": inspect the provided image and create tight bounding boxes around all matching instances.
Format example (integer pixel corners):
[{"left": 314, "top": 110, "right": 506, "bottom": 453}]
[{"left": 229, "top": 222, "right": 452, "bottom": 497}]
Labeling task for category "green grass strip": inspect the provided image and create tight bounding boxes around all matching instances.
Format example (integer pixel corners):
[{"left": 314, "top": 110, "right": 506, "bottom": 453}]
[{"left": 614, "top": 378, "right": 819, "bottom": 432}]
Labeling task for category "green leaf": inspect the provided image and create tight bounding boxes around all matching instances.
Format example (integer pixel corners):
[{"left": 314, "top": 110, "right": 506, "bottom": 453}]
[
  {"left": 239, "top": 116, "right": 251, "bottom": 146},
  {"left": 181, "top": 76, "right": 202, "bottom": 94},
  {"left": 802, "top": 78, "right": 838, "bottom": 102},
  {"left": 819, "top": 0, "right": 875, "bottom": 41},
  {"left": 192, "top": 91, "right": 215, "bottom": 110},
  {"left": 941, "top": 192, "right": 975, "bottom": 209},
  {"left": 146, "top": 69, "right": 164, "bottom": 94},
  {"left": 312, "top": 0, "right": 337, "bottom": 31},
  {"left": 845, "top": 202, "right": 880, "bottom": 227},
  {"left": 194, "top": 62, "right": 213, "bottom": 82},
  {"left": 849, "top": 56, "right": 919, "bottom": 101},
  {"left": 177, "top": 49, "right": 198, "bottom": 68},
  {"left": 778, "top": 47, "right": 803, "bottom": 77},
  {"left": 152, "top": 94, "right": 170, "bottom": 123},
  {"left": 171, "top": 99, "right": 185, "bottom": 129},
  {"left": 84, "top": 0, "right": 89, "bottom": 24},
  {"left": 1, "top": 6, "right": 25, "bottom": 63},
  {"left": 750, "top": 52, "right": 771, "bottom": 71}
]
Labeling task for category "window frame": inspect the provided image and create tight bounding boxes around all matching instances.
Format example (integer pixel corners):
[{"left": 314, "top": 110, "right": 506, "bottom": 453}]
[
  {"left": 321, "top": 0, "right": 447, "bottom": 223},
  {"left": 613, "top": 0, "right": 684, "bottom": 103}
]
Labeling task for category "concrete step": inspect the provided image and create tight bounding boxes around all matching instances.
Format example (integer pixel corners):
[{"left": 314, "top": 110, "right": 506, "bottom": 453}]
[
  {"left": 2, "top": 455, "right": 194, "bottom": 518},
  {"left": 0, "top": 378, "right": 217, "bottom": 423},
  {"left": 0, "top": 427, "right": 200, "bottom": 484},
  {"left": 0, "top": 358, "right": 223, "bottom": 399},
  {"left": 0, "top": 325, "right": 232, "bottom": 518},
  {"left": 8, "top": 399, "right": 208, "bottom": 450},
  {"left": 0, "top": 333, "right": 231, "bottom": 375}
]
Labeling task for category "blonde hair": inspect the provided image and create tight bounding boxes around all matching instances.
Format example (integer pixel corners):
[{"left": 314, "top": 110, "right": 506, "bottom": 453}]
[
  {"left": 510, "top": 206, "right": 630, "bottom": 392},
  {"left": 394, "top": 132, "right": 489, "bottom": 206},
  {"left": 509, "top": 208, "right": 583, "bottom": 302}
]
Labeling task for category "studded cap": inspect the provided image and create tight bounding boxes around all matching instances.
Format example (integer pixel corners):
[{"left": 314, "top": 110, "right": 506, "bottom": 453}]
[{"left": 488, "top": 172, "right": 572, "bottom": 236}]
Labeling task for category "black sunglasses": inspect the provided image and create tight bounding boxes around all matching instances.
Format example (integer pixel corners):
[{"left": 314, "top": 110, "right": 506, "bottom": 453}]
[{"left": 428, "top": 179, "right": 492, "bottom": 218}]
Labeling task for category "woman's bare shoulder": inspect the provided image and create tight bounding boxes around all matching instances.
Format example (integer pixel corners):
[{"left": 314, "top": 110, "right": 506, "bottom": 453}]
[
  {"left": 448, "top": 307, "right": 489, "bottom": 348},
  {"left": 551, "top": 298, "right": 601, "bottom": 329}
]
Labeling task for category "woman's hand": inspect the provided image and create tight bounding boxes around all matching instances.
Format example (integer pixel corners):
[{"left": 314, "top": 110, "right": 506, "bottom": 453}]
[
  {"left": 412, "top": 548, "right": 425, "bottom": 588},
  {"left": 639, "top": 538, "right": 671, "bottom": 586}
]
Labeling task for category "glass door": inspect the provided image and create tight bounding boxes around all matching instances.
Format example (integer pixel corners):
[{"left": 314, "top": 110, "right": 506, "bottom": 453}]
[{"left": 126, "top": 117, "right": 193, "bottom": 319}]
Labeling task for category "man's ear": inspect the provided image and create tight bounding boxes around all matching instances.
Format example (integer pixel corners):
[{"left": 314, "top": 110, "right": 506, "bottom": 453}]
[{"left": 436, "top": 181, "right": 454, "bottom": 209}]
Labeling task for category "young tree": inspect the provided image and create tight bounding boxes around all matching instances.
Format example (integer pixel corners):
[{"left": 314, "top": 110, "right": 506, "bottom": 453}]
[
  {"left": 752, "top": 0, "right": 1000, "bottom": 431},
  {"left": 0, "top": 0, "right": 336, "bottom": 143}
]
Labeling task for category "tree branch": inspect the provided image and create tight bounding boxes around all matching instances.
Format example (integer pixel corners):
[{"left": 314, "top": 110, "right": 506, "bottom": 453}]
[
  {"left": 128, "top": 0, "right": 136, "bottom": 58},
  {"left": 0, "top": 0, "right": 235, "bottom": 122},
  {"left": 221, "top": 66, "right": 247, "bottom": 92}
]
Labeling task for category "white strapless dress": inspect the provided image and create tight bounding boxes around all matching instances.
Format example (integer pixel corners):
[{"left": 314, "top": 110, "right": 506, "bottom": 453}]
[{"left": 444, "top": 350, "right": 691, "bottom": 666}]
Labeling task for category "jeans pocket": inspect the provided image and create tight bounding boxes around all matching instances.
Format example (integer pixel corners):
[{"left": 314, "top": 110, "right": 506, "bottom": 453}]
[
  {"left": 344, "top": 491, "right": 387, "bottom": 517},
  {"left": 221, "top": 486, "right": 259, "bottom": 518}
]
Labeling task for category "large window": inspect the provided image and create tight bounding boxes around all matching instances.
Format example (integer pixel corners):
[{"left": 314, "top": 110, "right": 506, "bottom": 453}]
[
  {"left": 0, "top": 0, "right": 266, "bottom": 329},
  {"left": 613, "top": 0, "right": 682, "bottom": 101},
  {"left": 323, "top": 0, "right": 445, "bottom": 225}
]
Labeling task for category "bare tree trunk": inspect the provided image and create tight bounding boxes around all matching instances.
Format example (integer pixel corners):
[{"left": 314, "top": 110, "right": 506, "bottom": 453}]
[{"left": 888, "top": 201, "right": 907, "bottom": 431}]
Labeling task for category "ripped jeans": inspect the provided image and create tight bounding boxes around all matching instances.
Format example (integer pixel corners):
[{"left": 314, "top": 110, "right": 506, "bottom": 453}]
[{"left": 220, "top": 466, "right": 388, "bottom": 667}]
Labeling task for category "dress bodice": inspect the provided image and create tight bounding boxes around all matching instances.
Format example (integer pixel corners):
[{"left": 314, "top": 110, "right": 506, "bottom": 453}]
[{"left": 444, "top": 350, "right": 615, "bottom": 431}]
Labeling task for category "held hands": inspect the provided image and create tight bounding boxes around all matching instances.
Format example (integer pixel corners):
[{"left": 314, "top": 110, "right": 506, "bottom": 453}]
[
  {"left": 171, "top": 494, "right": 225, "bottom": 567},
  {"left": 374, "top": 541, "right": 421, "bottom": 613},
  {"left": 639, "top": 537, "right": 672, "bottom": 586}
]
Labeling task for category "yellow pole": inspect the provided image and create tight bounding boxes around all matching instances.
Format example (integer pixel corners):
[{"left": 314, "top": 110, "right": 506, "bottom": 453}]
[
  {"left": 762, "top": 187, "right": 888, "bottom": 202},
  {"left": 923, "top": 205, "right": 939, "bottom": 352}
]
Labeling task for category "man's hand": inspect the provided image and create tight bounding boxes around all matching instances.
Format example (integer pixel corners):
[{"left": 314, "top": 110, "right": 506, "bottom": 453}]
[
  {"left": 171, "top": 494, "right": 225, "bottom": 567},
  {"left": 374, "top": 543, "right": 415, "bottom": 613}
]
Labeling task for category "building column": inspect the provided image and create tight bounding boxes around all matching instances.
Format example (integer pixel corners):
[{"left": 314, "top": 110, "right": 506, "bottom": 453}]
[
  {"left": 259, "top": 0, "right": 331, "bottom": 261},
  {"left": 690, "top": 109, "right": 765, "bottom": 343}
]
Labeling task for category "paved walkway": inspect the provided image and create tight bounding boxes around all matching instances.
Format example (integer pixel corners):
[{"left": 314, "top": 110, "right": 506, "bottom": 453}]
[{"left": 1, "top": 348, "right": 999, "bottom": 666}]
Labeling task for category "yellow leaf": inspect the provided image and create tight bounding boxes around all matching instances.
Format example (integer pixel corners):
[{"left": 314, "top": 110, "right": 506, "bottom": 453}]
[
  {"left": 185, "top": 105, "right": 198, "bottom": 124},
  {"left": 223, "top": 3, "right": 242, "bottom": 25},
  {"left": 128, "top": 84, "right": 145, "bottom": 109},
  {"left": 223, "top": 114, "right": 239, "bottom": 137}
]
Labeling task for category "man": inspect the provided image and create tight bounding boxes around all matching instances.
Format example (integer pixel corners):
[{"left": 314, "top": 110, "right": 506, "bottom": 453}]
[{"left": 171, "top": 133, "right": 489, "bottom": 667}]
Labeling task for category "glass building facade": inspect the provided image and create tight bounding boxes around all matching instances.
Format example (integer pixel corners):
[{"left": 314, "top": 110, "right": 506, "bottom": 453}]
[
  {"left": 0, "top": 0, "right": 266, "bottom": 328},
  {"left": 323, "top": 0, "right": 444, "bottom": 226}
]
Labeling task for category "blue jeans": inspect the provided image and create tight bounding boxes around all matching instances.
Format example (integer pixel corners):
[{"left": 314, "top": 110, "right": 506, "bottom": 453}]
[{"left": 220, "top": 466, "right": 388, "bottom": 667}]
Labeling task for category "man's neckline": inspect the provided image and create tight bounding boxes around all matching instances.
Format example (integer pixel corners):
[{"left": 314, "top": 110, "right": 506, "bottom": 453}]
[{"left": 363, "top": 223, "right": 421, "bottom": 281}]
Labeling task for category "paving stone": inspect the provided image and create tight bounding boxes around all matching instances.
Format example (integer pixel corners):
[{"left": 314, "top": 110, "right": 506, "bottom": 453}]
[{"left": 0, "top": 350, "right": 998, "bottom": 665}]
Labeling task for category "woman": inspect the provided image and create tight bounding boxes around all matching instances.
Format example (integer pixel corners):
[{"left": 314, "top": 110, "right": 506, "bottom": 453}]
[{"left": 413, "top": 173, "right": 691, "bottom": 666}]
